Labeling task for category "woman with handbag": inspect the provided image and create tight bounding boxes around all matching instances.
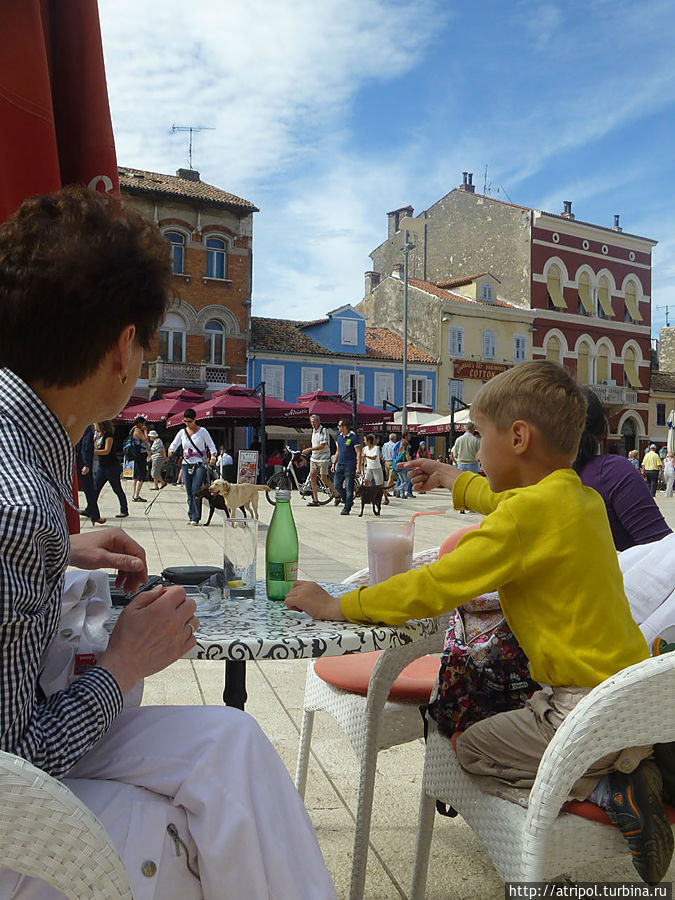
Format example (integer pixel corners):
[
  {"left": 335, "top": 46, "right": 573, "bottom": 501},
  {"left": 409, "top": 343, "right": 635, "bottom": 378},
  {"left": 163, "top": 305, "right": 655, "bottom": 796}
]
[
  {"left": 127, "top": 414, "right": 150, "bottom": 503},
  {"left": 168, "top": 410, "right": 217, "bottom": 525}
]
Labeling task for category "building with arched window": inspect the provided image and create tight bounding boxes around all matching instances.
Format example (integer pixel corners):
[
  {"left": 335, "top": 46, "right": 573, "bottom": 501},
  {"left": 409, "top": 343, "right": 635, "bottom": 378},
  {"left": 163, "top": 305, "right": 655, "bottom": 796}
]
[
  {"left": 119, "top": 166, "right": 258, "bottom": 397},
  {"left": 365, "top": 174, "right": 657, "bottom": 455}
]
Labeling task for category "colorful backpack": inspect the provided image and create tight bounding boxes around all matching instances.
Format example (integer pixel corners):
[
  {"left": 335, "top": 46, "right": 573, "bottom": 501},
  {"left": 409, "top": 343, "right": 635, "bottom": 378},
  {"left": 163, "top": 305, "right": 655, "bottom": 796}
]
[{"left": 429, "top": 593, "right": 538, "bottom": 738}]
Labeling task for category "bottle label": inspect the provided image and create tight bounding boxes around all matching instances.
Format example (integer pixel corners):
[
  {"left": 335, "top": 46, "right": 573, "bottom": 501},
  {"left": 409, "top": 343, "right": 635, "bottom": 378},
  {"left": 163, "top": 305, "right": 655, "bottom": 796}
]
[
  {"left": 284, "top": 561, "right": 298, "bottom": 581},
  {"left": 267, "top": 561, "right": 298, "bottom": 582}
]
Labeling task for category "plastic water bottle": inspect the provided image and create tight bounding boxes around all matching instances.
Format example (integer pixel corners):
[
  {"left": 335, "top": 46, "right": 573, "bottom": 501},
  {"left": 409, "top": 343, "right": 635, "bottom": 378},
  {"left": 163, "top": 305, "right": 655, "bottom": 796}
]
[{"left": 266, "top": 489, "right": 298, "bottom": 600}]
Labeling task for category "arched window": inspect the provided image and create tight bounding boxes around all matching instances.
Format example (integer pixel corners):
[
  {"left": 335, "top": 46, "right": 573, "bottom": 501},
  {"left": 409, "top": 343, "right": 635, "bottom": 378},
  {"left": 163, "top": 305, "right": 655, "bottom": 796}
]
[
  {"left": 546, "top": 265, "right": 567, "bottom": 310},
  {"left": 596, "top": 345, "right": 610, "bottom": 384},
  {"left": 577, "top": 272, "right": 593, "bottom": 316},
  {"left": 577, "top": 342, "right": 591, "bottom": 384},
  {"left": 158, "top": 311, "right": 186, "bottom": 362},
  {"left": 624, "top": 282, "right": 643, "bottom": 323},
  {"left": 597, "top": 276, "right": 613, "bottom": 319},
  {"left": 203, "top": 319, "right": 225, "bottom": 365},
  {"left": 623, "top": 346, "right": 642, "bottom": 389},
  {"left": 546, "top": 335, "right": 561, "bottom": 363},
  {"left": 165, "top": 231, "right": 185, "bottom": 274},
  {"left": 206, "top": 237, "right": 227, "bottom": 279}
]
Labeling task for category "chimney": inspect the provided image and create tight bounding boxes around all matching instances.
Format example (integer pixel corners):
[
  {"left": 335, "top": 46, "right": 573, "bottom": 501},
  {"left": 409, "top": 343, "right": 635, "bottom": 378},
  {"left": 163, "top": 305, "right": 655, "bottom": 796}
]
[
  {"left": 459, "top": 171, "right": 475, "bottom": 194},
  {"left": 176, "top": 168, "right": 200, "bottom": 182},
  {"left": 365, "top": 271, "right": 381, "bottom": 294},
  {"left": 387, "top": 206, "right": 414, "bottom": 239},
  {"left": 561, "top": 200, "right": 575, "bottom": 219},
  {"left": 613, "top": 214, "right": 623, "bottom": 232},
  {"left": 392, "top": 263, "right": 404, "bottom": 279}
]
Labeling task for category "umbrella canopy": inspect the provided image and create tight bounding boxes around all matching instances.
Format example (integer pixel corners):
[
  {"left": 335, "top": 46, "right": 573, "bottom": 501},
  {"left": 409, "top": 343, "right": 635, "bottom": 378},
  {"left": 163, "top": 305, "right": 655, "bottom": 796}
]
[
  {"left": 116, "top": 396, "right": 200, "bottom": 423},
  {"left": 166, "top": 386, "right": 309, "bottom": 428},
  {"left": 385, "top": 405, "right": 438, "bottom": 433},
  {"left": 162, "top": 388, "right": 205, "bottom": 402},
  {"left": 296, "top": 390, "right": 394, "bottom": 426},
  {"left": 418, "top": 408, "right": 472, "bottom": 434},
  {"left": 668, "top": 410, "right": 675, "bottom": 454}
]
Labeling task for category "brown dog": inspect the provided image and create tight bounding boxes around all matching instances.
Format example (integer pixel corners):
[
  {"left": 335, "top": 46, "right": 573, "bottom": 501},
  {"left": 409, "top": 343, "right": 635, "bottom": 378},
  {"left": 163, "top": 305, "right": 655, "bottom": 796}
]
[
  {"left": 209, "top": 478, "right": 270, "bottom": 519},
  {"left": 193, "top": 485, "right": 246, "bottom": 525},
  {"left": 355, "top": 481, "right": 384, "bottom": 517}
]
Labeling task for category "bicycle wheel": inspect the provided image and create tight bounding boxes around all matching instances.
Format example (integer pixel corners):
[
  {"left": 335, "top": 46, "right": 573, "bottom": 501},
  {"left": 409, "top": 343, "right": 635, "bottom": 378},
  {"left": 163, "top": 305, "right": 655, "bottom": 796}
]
[
  {"left": 315, "top": 475, "right": 334, "bottom": 505},
  {"left": 266, "top": 472, "right": 291, "bottom": 505}
]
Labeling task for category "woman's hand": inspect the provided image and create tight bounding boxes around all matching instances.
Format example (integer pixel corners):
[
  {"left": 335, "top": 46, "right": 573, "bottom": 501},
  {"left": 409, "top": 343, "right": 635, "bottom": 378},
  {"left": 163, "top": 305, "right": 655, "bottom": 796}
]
[
  {"left": 69, "top": 528, "right": 147, "bottom": 595},
  {"left": 99, "top": 585, "right": 197, "bottom": 693},
  {"left": 286, "top": 582, "right": 347, "bottom": 620}
]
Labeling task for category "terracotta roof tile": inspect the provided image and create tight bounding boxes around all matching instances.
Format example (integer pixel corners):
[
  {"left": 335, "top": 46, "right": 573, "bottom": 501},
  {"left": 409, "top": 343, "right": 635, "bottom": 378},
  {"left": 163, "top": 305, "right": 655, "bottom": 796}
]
[
  {"left": 251, "top": 317, "right": 435, "bottom": 363},
  {"left": 650, "top": 372, "right": 675, "bottom": 392},
  {"left": 436, "top": 272, "right": 493, "bottom": 289},
  {"left": 118, "top": 166, "right": 258, "bottom": 213},
  {"left": 408, "top": 277, "right": 514, "bottom": 309}
]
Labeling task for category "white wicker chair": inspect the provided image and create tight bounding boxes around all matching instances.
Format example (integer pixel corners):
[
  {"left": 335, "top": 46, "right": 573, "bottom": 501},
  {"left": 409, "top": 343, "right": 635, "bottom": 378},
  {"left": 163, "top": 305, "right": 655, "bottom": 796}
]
[
  {"left": 0, "top": 750, "right": 133, "bottom": 899},
  {"left": 295, "top": 548, "right": 444, "bottom": 900},
  {"left": 411, "top": 651, "right": 675, "bottom": 896}
]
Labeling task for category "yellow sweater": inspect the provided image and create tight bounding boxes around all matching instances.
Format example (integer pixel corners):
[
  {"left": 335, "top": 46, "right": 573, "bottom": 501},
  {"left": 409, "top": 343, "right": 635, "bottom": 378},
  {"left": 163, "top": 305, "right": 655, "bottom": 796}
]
[{"left": 341, "top": 469, "right": 648, "bottom": 688}]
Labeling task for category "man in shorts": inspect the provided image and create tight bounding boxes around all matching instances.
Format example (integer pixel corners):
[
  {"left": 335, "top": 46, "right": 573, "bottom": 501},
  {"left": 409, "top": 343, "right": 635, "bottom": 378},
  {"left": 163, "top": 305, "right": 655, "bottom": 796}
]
[{"left": 302, "top": 414, "right": 338, "bottom": 506}]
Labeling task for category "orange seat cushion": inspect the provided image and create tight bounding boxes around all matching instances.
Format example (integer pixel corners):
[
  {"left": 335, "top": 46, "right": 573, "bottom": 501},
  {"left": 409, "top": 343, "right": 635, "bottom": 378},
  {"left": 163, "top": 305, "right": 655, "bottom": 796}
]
[
  {"left": 314, "top": 651, "right": 440, "bottom": 702},
  {"left": 563, "top": 799, "right": 675, "bottom": 826}
]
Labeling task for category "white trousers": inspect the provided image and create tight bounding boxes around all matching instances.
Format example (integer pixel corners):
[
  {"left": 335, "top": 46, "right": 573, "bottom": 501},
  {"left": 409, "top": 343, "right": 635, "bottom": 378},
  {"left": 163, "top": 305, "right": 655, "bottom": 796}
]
[{"left": 1, "top": 706, "right": 336, "bottom": 900}]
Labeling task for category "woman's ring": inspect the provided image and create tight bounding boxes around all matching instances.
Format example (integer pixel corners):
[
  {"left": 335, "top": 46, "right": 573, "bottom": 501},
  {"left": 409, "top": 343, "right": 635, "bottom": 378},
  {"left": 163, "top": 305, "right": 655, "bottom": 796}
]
[{"left": 187, "top": 621, "right": 197, "bottom": 636}]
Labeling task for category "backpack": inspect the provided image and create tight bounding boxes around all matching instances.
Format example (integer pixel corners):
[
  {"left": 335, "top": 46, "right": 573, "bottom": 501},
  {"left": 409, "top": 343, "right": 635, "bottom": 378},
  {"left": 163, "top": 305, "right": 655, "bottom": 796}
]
[
  {"left": 122, "top": 435, "right": 143, "bottom": 460},
  {"left": 429, "top": 601, "right": 537, "bottom": 738}
]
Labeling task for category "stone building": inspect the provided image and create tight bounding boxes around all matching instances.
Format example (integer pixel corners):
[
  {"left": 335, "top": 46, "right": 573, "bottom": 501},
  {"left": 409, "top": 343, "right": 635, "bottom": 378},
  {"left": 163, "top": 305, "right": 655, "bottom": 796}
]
[
  {"left": 119, "top": 166, "right": 258, "bottom": 398},
  {"left": 364, "top": 173, "right": 657, "bottom": 454}
]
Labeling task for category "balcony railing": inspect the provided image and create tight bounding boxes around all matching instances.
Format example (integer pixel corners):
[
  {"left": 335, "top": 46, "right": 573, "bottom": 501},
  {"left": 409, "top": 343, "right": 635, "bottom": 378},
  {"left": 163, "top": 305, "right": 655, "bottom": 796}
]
[
  {"left": 591, "top": 382, "right": 638, "bottom": 406},
  {"left": 148, "top": 359, "right": 207, "bottom": 390}
]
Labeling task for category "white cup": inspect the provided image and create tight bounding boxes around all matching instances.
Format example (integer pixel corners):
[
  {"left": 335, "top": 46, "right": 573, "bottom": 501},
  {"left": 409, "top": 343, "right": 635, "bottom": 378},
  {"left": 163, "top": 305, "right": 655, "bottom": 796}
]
[{"left": 366, "top": 521, "right": 415, "bottom": 586}]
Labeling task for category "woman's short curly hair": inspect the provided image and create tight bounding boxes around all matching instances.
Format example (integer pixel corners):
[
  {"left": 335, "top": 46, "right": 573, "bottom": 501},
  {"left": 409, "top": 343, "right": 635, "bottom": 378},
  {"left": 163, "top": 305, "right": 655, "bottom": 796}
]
[{"left": 0, "top": 186, "right": 171, "bottom": 387}]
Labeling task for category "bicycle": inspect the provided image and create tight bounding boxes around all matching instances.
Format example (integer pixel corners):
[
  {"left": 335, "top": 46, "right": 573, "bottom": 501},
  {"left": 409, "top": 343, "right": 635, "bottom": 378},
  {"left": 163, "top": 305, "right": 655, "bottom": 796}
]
[{"left": 265, "top": 448, "right": 334, "bottom": 505}]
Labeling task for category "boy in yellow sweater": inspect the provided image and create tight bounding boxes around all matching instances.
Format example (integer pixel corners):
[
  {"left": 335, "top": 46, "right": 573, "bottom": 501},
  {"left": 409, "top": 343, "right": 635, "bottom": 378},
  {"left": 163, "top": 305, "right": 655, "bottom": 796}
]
[{"left": 287, "top": 361, "right": 672, "bottom": 885}]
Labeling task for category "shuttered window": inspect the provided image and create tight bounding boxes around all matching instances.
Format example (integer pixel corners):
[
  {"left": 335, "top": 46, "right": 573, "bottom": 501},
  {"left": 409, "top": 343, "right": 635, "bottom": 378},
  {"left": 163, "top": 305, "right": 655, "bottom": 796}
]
[
  {"left": 597, "top": 281, "right": 614, "bottom": 318},
  {"left": 546, "top": 335, "right": 561, "bottom": 363},
  {"left": 624, "top": 284, "right": 643, "bottom": 322},
  {"left": 546, "top": 267, "right": 567, "bottom": 309},
  {"left": 261, "top": 364, "right": 284, "bottom": 399},
  {"left": 577, "top": 275, "right": 594, "bottom": 315},
  {"left": 482, "top": 330, "right": 496, "bottom": 360},
  {"left": 448, "top": 326, "right": 464, "bottom": 357},
  {"left": 513, "top": 334, "right": 527, "bottom": 363}
]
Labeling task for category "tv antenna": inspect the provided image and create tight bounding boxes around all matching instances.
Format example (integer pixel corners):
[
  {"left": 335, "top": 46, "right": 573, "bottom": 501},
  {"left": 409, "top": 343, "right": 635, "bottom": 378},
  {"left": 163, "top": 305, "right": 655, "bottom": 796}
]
[
  {"left": 171, "top": 124, "right": 215, "bottom": 170},
  {"left": 656, "top": 305, "right": 673, "bottom": 327}
]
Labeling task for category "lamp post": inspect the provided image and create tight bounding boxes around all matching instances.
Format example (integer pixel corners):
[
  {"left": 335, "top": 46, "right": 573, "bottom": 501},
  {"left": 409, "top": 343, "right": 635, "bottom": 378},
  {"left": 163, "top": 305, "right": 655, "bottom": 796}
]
[
  {"left": 252, "top": 381, "right": 266, "bottom": 483},
  {"left": 397, "top": 216, "right": 426, "bottom": 435}
]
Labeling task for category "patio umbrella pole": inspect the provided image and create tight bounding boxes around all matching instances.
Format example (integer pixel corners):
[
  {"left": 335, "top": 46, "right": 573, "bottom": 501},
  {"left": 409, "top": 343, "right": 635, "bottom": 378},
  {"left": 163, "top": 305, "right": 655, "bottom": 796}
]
[{"left": 254, "top": 381, "right": 266, "bottom": 483}]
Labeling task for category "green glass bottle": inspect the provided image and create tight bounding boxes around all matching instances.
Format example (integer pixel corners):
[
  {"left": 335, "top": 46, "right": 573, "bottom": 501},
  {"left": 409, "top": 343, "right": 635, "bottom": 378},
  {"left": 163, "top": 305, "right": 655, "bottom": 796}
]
[{"left": 265, "top": 489, "right": 298, "bottom": 600}]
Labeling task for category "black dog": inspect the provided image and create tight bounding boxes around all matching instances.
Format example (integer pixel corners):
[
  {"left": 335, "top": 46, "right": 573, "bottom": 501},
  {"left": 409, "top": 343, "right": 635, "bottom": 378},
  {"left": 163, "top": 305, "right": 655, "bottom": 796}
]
[
  {"left": 355, "top": 481, "right": 384, "bottom": 517},
  {"left": 193, "top": 486, "right": 246, "bottom": 525}
]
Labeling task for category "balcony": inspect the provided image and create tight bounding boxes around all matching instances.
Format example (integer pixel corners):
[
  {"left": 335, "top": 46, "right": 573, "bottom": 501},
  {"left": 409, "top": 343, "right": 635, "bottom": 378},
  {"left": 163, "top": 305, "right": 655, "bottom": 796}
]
[
  {"left": 591, "top": 382, "right": 638, "bottom": 406},
  {"left": 148, "top": 359, "right": 207, "bottom": 392}
]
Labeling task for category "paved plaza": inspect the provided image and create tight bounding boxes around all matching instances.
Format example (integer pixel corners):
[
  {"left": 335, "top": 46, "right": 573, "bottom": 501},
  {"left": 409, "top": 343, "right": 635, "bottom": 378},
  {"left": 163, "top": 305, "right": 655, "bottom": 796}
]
[{"left": 88, "top": 478, "right": 675, "bottom": 899}]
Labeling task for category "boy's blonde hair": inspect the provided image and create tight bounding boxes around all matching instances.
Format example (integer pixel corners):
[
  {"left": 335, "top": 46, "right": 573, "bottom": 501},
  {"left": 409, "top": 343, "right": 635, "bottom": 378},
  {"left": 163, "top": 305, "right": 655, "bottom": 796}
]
[{"left": 471, "top": 360, "right": 587, "bottom": 459}]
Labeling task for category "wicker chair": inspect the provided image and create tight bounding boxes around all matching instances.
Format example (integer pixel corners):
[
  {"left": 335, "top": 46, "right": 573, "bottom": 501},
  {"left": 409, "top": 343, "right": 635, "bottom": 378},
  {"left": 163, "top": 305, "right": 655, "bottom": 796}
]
[
  {"left": 0, "top": 750, "right": 133, "bottom": 899},
  {"left": 411, "top": 651, "right": 675, "bottom": 896},
  {"left": 295, "top": 547, "right": 444, "bottom": 900}
]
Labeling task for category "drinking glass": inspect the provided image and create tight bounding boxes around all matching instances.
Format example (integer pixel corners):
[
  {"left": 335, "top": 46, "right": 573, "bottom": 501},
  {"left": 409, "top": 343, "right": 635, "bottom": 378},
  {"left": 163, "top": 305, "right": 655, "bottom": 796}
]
[
  {"left": 223, "top": 517, "right": 258, "bottom": 599},
  {"left": 366, "top": 521, "right": 415, "bottom": 586}
]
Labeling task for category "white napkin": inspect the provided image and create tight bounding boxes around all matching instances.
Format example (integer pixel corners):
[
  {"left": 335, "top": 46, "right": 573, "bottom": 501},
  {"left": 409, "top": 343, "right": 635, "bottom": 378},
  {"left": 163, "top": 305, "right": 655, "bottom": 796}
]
[
  {"left": 40, "top": 570, "right": 143, "bottom": 706},
  {"left": 618, "top": 533, "right": 675, "bottom": 648}
]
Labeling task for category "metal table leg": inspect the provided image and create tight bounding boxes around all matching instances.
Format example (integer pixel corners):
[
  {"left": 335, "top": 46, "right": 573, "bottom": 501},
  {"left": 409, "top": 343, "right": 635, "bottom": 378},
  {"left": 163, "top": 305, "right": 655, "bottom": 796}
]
[{"left": 223, "top": 660, "right": 247, "bottom": 709}]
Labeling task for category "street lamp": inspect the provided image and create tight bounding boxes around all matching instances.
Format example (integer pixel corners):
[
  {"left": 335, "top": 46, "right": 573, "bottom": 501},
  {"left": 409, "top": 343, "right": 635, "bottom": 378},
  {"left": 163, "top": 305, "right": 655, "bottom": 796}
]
[{"left": 396, "top": 215, "right": 426, "bottom": 434}]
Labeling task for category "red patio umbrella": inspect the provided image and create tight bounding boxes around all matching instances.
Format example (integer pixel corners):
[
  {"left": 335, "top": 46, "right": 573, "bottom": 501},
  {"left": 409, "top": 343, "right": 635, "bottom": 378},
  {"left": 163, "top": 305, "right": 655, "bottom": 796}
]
[
  {"left": 296, "top": 391, "right": 393, "bottom": 426},
  {"left": 162, "top": 389, "right": 205, "bottom": 402},
  {"left": 116, "top": 396, "right": 201, "bottom": 423},
  {"left": 166, "top": 386, "right": 309, "bottom": 428},
  {"left": 1, "top": 0, "right": 119, "bottom": 534}
]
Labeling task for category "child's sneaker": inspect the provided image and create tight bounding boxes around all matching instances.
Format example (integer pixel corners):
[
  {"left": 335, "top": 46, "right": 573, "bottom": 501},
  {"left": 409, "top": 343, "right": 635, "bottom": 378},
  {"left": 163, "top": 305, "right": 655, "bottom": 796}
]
[{"left": 606, "top": 759, "right": 673, "bottom": 885}]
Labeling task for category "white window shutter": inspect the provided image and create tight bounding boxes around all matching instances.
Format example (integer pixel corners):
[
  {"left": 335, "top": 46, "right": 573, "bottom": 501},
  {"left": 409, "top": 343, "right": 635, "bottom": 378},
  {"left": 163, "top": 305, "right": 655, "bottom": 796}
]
[
  {"left": 338, "top": 370, "right": 351, "bottom": 396},
  {"left": 406, "top": 377, "right": 412, "bottom": 405},
  {"left": 483, "top": 330, "right": 496, "bottom": 360},
  {"left": 448, "top": 326, "right": 464, "bottom": 357},
  {"left": 357, "top": 374, "right": 365, "bottom": 402},
  {"left": 423, "top": 378, "right": 432, "bottom": 406}
]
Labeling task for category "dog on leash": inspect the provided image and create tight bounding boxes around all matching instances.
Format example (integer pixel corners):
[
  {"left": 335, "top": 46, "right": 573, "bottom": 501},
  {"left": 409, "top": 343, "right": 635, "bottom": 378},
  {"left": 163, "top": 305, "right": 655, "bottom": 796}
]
[
  {"left": 209, "top": 479, "right": 270, "bottom": 519},
  {"left": 355, "top": 481, "right": 385, "bottom": 517},
  {"left": 193, "top": 485, "right": 246, "bottom": 526}
]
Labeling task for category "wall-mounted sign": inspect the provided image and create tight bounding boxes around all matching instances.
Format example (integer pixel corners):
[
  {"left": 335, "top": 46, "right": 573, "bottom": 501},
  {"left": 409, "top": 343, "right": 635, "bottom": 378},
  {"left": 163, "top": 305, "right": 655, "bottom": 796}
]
[{"left": 452, "top": 360, "right": 510, "bottom": 380}]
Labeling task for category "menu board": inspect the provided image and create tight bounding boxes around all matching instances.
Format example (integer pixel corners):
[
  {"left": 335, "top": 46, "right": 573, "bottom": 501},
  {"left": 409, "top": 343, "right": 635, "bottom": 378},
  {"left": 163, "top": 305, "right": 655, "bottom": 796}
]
[{"left": 237, "top": 450, "right": 259, "bottom": 484}]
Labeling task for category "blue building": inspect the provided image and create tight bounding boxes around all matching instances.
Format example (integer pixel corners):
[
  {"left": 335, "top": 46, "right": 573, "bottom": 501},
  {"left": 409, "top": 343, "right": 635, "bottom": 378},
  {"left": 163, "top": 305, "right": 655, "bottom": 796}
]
[{"left": 249, "top": 305, "right": 437, "bottom": 412}]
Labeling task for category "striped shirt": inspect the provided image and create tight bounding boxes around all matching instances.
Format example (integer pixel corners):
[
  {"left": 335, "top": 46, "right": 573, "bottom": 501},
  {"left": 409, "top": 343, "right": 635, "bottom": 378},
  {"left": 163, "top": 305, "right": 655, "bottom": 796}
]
[{"left": 0, "top": 368, "right": 122, "bottom": 777}]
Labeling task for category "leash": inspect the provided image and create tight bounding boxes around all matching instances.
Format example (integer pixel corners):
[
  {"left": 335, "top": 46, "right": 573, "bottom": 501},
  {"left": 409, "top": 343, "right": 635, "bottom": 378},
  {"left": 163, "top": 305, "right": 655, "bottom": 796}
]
[{"left": 144, "top": 486, "right": 167, "bottom": 516}]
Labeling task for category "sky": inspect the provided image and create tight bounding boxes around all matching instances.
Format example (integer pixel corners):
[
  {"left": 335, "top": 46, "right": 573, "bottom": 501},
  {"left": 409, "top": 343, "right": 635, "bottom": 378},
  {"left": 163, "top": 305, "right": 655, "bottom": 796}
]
[{"left": 98, "top": 0, "right": 675, "bottom": 337}]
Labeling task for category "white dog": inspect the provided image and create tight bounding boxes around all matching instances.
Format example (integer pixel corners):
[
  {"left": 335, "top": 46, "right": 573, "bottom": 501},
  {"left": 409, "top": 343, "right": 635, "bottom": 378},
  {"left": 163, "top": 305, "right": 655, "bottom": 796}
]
[{"left": 209, "top": 479, "right": 270, "bottom": 519}]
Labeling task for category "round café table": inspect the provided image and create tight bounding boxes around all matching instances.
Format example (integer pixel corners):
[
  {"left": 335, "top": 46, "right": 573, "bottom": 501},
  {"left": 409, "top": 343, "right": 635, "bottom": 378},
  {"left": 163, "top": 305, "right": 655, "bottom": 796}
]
[{"left": 111, "top": 581, "right": 445, "bottom": 708}]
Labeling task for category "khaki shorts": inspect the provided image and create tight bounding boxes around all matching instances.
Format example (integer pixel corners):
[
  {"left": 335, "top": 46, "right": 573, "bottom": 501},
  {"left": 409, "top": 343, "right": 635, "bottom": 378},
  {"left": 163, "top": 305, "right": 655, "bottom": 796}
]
[{"left": 310, "top": 459, "right": 330, "bottom": 476}]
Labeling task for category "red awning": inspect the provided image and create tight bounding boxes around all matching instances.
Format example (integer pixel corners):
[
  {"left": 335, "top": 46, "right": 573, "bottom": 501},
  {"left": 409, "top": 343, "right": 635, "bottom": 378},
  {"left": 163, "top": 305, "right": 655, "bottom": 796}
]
[
  {"left": 296, "top": 390, "right": 393, "bottom": 426},
  {"left": 166, "top": 386, "right": 310, "bottom": 428}
]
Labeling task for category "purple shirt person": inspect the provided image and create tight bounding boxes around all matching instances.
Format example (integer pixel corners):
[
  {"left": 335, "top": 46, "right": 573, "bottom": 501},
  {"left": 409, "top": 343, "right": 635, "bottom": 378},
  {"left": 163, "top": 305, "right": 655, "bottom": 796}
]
[{"left": 573, "top": 389, "right": 671, "bottom": 552}]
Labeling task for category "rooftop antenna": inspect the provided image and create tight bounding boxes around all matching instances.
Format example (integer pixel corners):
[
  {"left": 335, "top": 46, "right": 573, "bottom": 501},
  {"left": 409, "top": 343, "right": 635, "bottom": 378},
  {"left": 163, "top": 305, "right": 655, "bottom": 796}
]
[
  {"left": 171, "top": 124, "right": 215, "bottom": 170},
  {"left": 656, "top": 305, "right": 672, "bottom": 327}
]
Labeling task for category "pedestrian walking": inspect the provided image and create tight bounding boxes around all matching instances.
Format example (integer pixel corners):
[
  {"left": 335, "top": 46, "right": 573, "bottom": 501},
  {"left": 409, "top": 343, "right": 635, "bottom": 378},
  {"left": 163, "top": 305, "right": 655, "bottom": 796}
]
[
  {"left": 93, "top": 420, "right": 129, "bottom": 518},
  {"left": 148, "top": 429, "right": 167, "bottom": 490},
  {"left": 168, "top": 409, "right": 217, "bottom": 524},
  {"left": 641, "top": 444, "right": 662, "bottom": 498},
  {"left": 333, "top": 418, "right": 361, "bottom": 515}
]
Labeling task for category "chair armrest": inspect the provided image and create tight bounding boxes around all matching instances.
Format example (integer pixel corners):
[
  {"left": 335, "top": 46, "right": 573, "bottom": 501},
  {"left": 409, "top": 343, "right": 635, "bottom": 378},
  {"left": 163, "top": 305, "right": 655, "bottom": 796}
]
[
  {"left": 526, "top": 653, "right": 675, "bottom": 832},
  {"left": 0, "top": 751, "right": 133, "bottom": 899}
]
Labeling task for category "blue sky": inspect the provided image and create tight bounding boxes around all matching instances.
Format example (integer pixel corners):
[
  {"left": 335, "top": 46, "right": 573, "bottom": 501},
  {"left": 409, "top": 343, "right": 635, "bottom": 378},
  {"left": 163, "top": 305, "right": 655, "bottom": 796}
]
[{"left": 98, "top": 0, "right": 675, "bottom": 336}]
